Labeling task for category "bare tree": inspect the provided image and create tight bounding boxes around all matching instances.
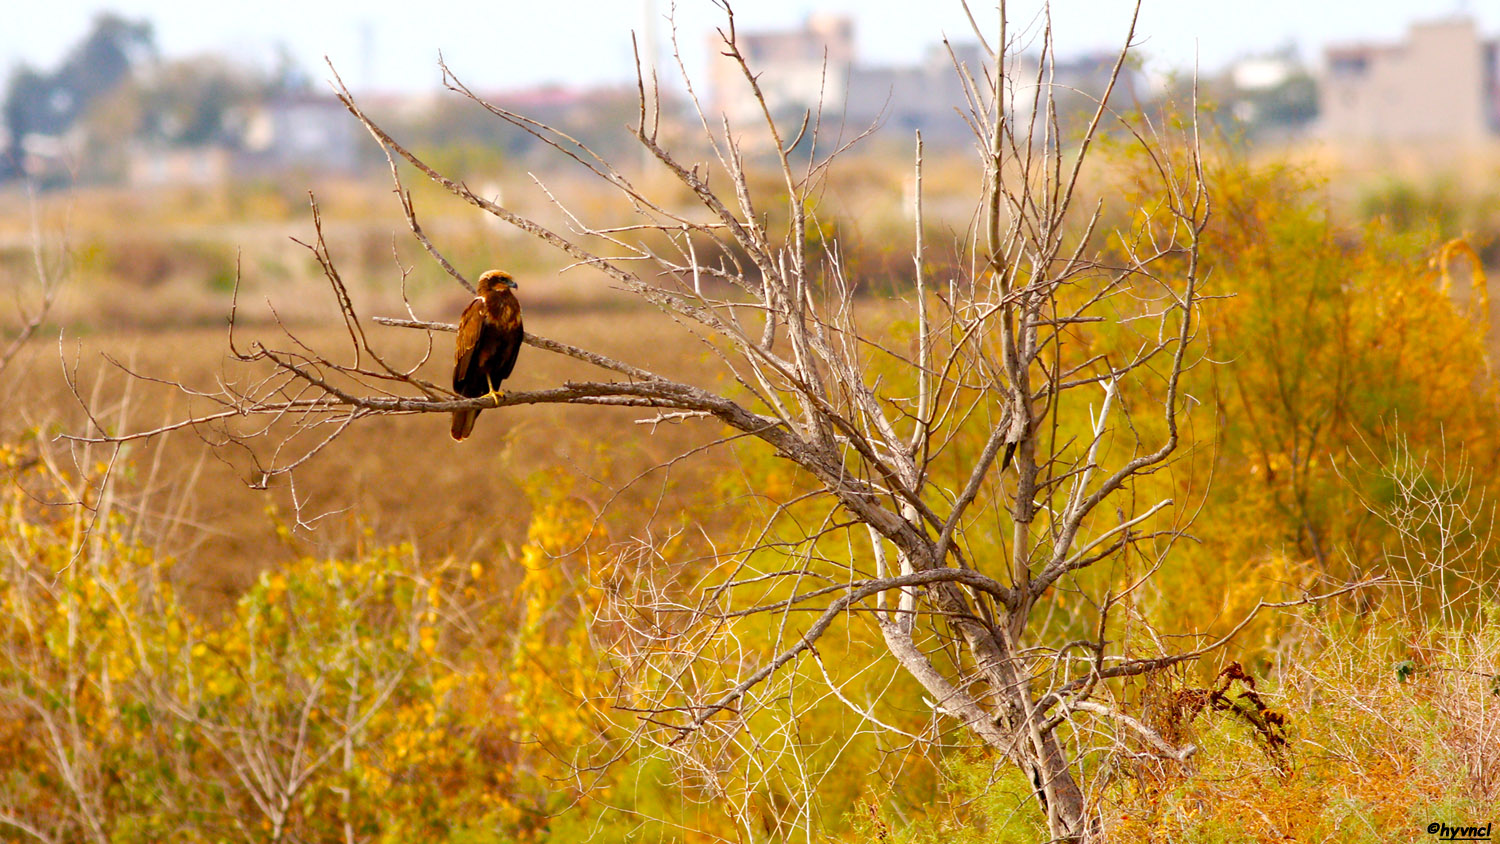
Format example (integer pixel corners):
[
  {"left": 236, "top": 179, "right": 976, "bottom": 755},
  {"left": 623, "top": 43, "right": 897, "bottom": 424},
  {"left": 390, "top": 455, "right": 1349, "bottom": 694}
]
[{"left": 67, "top": 3, "right": 1376, "bottom": 838}]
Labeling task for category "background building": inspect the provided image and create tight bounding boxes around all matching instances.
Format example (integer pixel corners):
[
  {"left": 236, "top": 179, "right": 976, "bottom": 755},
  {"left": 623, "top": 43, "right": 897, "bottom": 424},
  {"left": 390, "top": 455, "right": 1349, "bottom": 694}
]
[
  {"left": 1321, "top": 17, "right": 1500, "bottom": 143},
  {"left": 709, "top": 16, "right": 1142, "bottom": 148}
]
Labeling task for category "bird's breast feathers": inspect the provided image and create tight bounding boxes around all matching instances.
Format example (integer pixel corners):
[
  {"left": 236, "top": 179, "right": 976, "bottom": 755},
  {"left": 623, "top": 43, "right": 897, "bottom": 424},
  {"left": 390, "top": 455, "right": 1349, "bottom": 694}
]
[{"left": 486, "top": 294, "right": 521, "bottom": 329}]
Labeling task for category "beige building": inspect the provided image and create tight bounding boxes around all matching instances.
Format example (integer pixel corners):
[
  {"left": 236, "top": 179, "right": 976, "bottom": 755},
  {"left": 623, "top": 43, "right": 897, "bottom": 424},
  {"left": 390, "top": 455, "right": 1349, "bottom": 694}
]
[
  {"left": 709, "top": 14, "right": 856, "bottom": 131},
  {"left": 709, "top": 17, "right": 1138, "bottom": 147},
  {"left": 1320, "top": 17, "right": 1500, "bottom": 143}
]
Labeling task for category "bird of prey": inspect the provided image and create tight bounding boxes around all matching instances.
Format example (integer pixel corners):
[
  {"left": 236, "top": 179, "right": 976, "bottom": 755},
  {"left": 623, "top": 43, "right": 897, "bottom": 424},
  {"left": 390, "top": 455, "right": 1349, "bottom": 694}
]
[{"left": 451, "top": 270, "right": 523, "bottom": 441}]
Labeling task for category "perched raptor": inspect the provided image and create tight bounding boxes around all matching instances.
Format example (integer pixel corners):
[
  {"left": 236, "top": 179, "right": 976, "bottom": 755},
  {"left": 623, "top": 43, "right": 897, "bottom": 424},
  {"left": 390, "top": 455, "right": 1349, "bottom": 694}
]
[{"left": 450, "top": 270, "right": 523, "bottom": 441}]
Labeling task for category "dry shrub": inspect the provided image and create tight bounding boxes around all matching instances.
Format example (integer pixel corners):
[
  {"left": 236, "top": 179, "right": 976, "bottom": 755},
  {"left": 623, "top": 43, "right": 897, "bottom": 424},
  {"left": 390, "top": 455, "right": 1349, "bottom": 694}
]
[
  {"left": 1105, "top": 419, "right": 1500, "bottom": 840},
  {"left": 1155, "top": 663, "right": 1290, "bottom": 770},
  {"left": 1104, "top": 610, "right": 1499, "bottom": 842}
]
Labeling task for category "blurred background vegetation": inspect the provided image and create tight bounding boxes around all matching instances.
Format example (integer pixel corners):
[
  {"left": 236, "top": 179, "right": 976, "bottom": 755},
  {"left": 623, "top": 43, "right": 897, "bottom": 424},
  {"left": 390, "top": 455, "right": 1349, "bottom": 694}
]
[{"left": 1, "top": 8, "right": 1499, "bottom": 843}]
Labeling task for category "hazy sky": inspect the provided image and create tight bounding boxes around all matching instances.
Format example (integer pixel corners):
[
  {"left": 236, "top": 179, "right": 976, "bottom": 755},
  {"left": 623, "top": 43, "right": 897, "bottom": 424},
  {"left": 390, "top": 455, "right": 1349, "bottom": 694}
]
[{"left": 2, "top": 1, "right": 1493, "bottom": 94}]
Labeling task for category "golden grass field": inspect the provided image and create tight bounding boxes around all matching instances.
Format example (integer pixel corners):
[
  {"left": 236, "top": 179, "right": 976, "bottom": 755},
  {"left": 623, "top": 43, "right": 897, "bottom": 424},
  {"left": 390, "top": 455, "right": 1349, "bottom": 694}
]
[
  {"left": 5, "top": 133, "right": 1500, "bottom": 610},
  {"left": 7, "top": 310, "right": 736, "bottom": 611},
  {"left": 0, "top": 148, "right": 995, "bottom": 612},
  {"left": 0, "top": 167, "right": 758, "bottom": 611},
  {"left": 4, "top": 139, "right": 1498, "bottom": 612}
]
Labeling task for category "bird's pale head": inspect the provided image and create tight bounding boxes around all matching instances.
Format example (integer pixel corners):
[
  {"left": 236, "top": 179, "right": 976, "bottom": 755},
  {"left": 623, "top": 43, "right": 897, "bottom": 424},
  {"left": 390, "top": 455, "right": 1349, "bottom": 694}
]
[{"left": 476, "top": 270, "right": 518, "bottom": 294}]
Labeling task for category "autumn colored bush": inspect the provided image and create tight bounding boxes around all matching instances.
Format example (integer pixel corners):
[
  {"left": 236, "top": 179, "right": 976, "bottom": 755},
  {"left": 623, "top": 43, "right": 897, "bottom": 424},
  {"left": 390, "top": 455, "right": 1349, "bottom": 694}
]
[
  {"left": 1089, "top": 150, "right": 1500, "bottom": 664},
  {"left": 0, "top": 435, "right": 649, "bottom": 842},
  {"left": 1199, "top": 159, "right": 1497, "bottom": 558}
]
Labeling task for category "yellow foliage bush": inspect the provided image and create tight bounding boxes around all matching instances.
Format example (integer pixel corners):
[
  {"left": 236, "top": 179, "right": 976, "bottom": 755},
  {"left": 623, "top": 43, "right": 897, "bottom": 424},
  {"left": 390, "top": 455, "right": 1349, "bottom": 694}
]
[
  {"left": 1098, "top": 151, "right": 1500, "bottom": 668},
  {"left": 0, "top": 441, "right": 625, "bottom": 842}
]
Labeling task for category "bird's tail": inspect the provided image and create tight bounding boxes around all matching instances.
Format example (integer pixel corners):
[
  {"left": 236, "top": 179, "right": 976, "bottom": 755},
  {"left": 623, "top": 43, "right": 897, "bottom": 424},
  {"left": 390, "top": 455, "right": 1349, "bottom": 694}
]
[{"left": 451, "top": 408, "right": 480, "bottom": 441}]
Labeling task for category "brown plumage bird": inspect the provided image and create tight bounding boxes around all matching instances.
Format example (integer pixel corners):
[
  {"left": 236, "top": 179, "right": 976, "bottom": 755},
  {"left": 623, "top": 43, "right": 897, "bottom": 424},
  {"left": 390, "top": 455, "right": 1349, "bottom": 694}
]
[{"left": 451, "top": 270, "right": 523, "bottom": 441}]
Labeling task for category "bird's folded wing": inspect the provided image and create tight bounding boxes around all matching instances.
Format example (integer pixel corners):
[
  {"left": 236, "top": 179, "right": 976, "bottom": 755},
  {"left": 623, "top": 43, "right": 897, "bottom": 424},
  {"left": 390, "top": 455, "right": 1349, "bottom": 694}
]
[{"left": 452, "top": 298, "right": 487, "bottom": 387}]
